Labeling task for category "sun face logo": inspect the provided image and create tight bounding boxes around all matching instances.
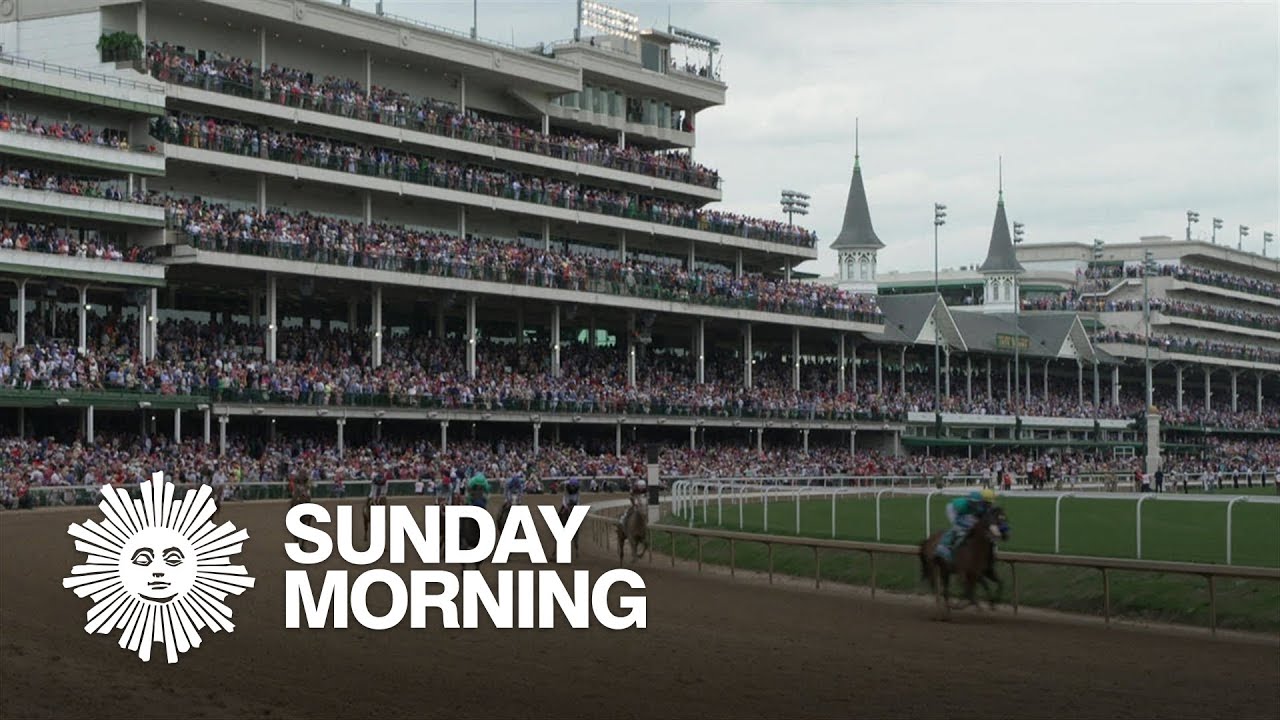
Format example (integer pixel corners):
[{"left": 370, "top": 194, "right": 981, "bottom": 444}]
[{"left": 62, "top": 472, "right": 255, "bottom": 664}]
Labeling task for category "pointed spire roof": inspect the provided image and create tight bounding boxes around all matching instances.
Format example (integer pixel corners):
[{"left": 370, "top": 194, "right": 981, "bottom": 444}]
[
  {"left": 830, "top": 120, "right": 885, "bottom": 251},
  {"left": 978, "top": 160, "right": 1025, "bottom": 274}
]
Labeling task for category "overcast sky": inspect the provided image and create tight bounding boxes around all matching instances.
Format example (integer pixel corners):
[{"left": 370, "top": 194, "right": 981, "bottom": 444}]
[{"left": 350, "top": 0, "right": 1277, "bottom": 276}]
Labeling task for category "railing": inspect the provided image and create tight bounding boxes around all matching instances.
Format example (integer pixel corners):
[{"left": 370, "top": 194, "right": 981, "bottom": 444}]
[
  {"left": 670, "top": 482, "right": 1280, "bottom": 566},
  {"left": 177, "top": 232, "right": 878, "bottom": 324},
  {"left": 0, "top": 52, "right": 164, "bottom": 93}
]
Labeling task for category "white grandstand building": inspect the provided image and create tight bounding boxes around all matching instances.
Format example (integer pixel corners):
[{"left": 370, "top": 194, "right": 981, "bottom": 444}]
[{"left": 0, "top": 0, "right": 1275, "bottom": 480}]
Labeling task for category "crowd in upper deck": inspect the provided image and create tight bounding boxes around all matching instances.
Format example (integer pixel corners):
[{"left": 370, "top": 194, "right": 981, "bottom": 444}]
[{"left": 145, "top": 41, "right": 721, "bottom": 190}]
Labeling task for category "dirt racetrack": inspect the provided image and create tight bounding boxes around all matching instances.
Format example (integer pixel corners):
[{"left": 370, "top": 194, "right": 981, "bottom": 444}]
[{"left": 2, "top": 494, "right": 1277, "bottom": 720}]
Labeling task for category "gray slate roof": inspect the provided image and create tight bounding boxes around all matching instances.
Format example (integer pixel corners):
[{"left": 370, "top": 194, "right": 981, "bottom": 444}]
[
  {"left": 830, "top": 157, "right": 885, "bottom": 251},
  {"left": 977, "top": 193, "right": 1025, "bottom": 274}
]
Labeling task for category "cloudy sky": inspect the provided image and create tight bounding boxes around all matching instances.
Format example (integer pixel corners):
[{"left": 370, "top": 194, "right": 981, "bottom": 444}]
[{"left": 352, "top": 0, "right": 1277, "bottom": 276}]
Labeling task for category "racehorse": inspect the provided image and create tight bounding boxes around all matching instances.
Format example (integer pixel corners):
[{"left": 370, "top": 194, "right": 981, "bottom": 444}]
[
  {"left": 363, "top": 492, "right": 388, "bottom": 544},
  {"left": 289, "top": 474, "right": 317, "bottom": 553},
  {"left": 615, "top": 505, "right": 648, "bottom": 563},
  {"left": 918, "top": 504, "right": 1010, "bottom": 616}
]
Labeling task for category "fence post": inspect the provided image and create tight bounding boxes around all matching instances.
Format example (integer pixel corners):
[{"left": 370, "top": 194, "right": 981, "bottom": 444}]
[
  {"left": 1101, "top": 567, "right": 1111, "bottom": 625},
  {"left": 1226, "top": 496, "right": 1246, "bottom": 565},
  {"left": 925, "top": 490, "right": 940, "bottom": 537},
  {"left": 1054, "top": 493, "right": 1072, "bottom": 554},
  {"left": 1136, "top": 495, "right": 1153, "bottom": 559},
  {"left": 876, "top": 488, "right": 889, "bottom": 541},
  {"left": 739, "top": 486, "right": 745, "bottom": 530},
  {"left": 795, "top": 487, "right": 801, "bottom": 535},
  {"left": 764, "top": 489, "right": 770, "bottom": 533},
  {"left": 832, "top": 489, "right": 837, "bottom": 539}
]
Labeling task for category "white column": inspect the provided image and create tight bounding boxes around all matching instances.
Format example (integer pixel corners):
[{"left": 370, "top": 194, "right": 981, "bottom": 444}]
[
  {"left": 541, "top": 113, "right": 549, "bottom": 135},
  {"left": 756, "top": 426, "right": 763, "bottom": 452},
  {"left": 1093, "top": 362, "right": 1100, "bottom": 408},
  {"left": 371, "top": 285, "right": 383, "bottom": 368},
  {"left": 967, "top": 356, "right": 973, "bottom": 402},
  {"left": 802, "top": 429, "right": 809, "bottom": 452},
  {"left": 173, "top": 409, "right": 181, "bottom": 444},
  {"left": 137, "top": 297, "right": 148, "bottom": 362},
  {"left": 851, "top": 340, "right": 858, "bottom": 391},
  {"left": 203, "top": 408, "right": 211, "bottom": 445},
  {"left": 440, "top": 421, "right": 449, "bottom": 453},
  {"left": 1112, "top": 366, "right": 1121, "bottom": 407},
  {"left": 618, "top": 231, "right": 627, "bottom": 261},
  {"left": 259, "top": 25, "right": 267, "bottom": 77},
  {"left": 877, "top": 347, "right": 884, "bottom": 396},
  {"left": 77, "top": 285, "right": 88, "bottom": 352},
  {"left": 1230, "top": 371, "right": 1239, "bottom": 413},
  {"left": 615, "top": 422, "right": 622, "bottom": 457},
  {"left": 542, "top": 219, "right": 551, "bottom": 251},
  {"left": 266, "top": 275, "right": 278, "bottom": 363},
  {"left": 257, "top": 176, "right": 267, "bottom": 212},
  {"left": 735, "top": 250, "right": 743, "bottom": 278},
  {"left": 899, "top": 347, "right": 906, "bottom": 398},
  {"left": 849, "top": 429, "right": 856, "bottom": 457},
  {"left": 743, "top": 323, "right": 753, "bottom": 389},
  {"left": 837, "top": 335, "right": 847, "bottom": 394},
  {"left": 86, "top": 406, "right": 95, "bottom": 444},
  {"left": 1258, "top": 374, "right": 1264, "bottom": 413},
  {"left": 618, "top": 129, "right": 626, "bottom": 149},
  {"left": 459, "top": 72, "right": 466, "bottom": 113},
  {"left": 1204, "top": 368, "right": 1212, "bottom": 409},
  {"left": 533, "top": 422, "right": 541, "bottom": 455},
  {"left": 696, "top": 319, "right": 705, "bottom": 384},
  {"left": 1175, "top": 366, "right": 1184, "bottom": 412},
  {"left": 791, "top": 326, "right": 801, "bottom": 391},
  {"left": 627, "top": 313, "right": 636, "bottom": 387},
  {"left": 1043, "top": 360, "right": 1049, "bottom": 400},
  {"left": 1077, "top": 360, "right": 1084, "bottom": 406},
  {"left": 466, "top": 295, "right": 477, "bottom": 379},
  {"left": 337, "top": 418, "right": 345, "bottom": 458},
  {"left": 363, "top": 191, "right": 372, "bottom": 224},
  {"left": 364, "top": 49, "right": 372, "bottom": 96},
  {"left": 148, "top": 288, "right": 158, "bottom": 360},
  {"left": 987, "top": 358, "right": 993, "bottom": 400},
  {"left": 689, "top": 426, "right": 696, "bottom": 451},
  {"left": 218, "top": 415, "right": 228, "bottom": 457},
  {"left": 15, "top": 280, "right": 25, "bottom": 348},
  {"left": 551, "top": 304, "right": 561, "bottom": 378},
  {"left": 944, "top": 348, "right": 952, "bottom": 398},
  {"left": 458, "top": 206, "right": 466, "bottom": 237},
  {"left": 688, "top": 239, "right": 696, "bottom": 271}
]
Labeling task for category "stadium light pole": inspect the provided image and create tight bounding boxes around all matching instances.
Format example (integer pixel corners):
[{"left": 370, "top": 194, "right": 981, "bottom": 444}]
[
  {"left": 470, "top": 0, "right": 478, "bottom": 39},
  {"left": 1211, "top": 217, "right": 1222, "bottom": 244},
  {"left": 1238, "top": 225, "right": 1249, "bottom": 252},
  {"left": 1186, "top": 211, "right": 1199, "bottom": 241},
  {"left": 1142, "top": 249, "right": 1156, "bottom": 409},
  {"left": 1013, "top": 221, "right": 1025, "bottom": 408},
  {"left": 933, "top": 203, "right": 946, "bottom": 431},
  {"left": 780, "top": 190, "right": 810, "bottom": 228},
  {"left": 1265, "top": 232, "right": 1275, "bottom": 258}
]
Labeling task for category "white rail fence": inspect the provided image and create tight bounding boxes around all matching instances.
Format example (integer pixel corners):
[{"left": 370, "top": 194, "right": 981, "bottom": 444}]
[{"left": 670, "top": 481, "right": 1280, "bottom": 567}]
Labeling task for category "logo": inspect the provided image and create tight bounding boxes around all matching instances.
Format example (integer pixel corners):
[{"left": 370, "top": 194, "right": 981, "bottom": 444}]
[{"left": 63, "top": 472, "right": 255, "bottom": 663}]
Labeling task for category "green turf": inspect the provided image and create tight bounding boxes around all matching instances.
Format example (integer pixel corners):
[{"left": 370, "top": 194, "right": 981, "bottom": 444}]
[{"left": 657, "top": 492, "right": 1280, "bottom": 632}]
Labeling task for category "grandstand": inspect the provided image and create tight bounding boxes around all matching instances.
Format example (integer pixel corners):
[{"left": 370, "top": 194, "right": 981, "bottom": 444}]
[{"left": 1, "top": 0, "right": 1276, "bottom": 500}]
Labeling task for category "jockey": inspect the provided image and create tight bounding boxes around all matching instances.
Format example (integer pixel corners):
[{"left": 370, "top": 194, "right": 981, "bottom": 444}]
[
  {"left": 618, "top": 478, "right": 648, "bottom": 527},
  {"left": 561, "top": 477, "right": 581, "bottom": 513},
  {"left": 504, "top": 472, "right": 525, "bottom": 507},
  {"left": 369, "top": 467, "right": 389, "bottom": 502},
  {"left": 467, "top": 473, "right": 489, "bottom": 509},
  {"left": 935, "top": 488, "right": 995, "bottom": 563}
]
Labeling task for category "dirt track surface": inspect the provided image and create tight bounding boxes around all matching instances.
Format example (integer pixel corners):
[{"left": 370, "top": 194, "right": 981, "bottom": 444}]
[{"left": 2, "top": 495, "right": 1277, "bottom": 719}]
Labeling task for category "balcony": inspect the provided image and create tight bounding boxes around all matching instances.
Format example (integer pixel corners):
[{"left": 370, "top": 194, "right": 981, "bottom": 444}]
[
  {"left": 0, "top": 53, "right": 165, "bottom": 115},
  {"left": 0, "top": 130, "right": 165, "bottom": 176},
  {"left": 0, "top": 184, "right": 165, "bottom": 226}
]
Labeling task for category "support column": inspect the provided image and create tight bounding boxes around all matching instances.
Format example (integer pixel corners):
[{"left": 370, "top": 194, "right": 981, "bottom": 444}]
[
  {"left": 336, "top": 418, "right": 345, "bottom": 458},
  {"left": 1112, "top": 366, "right": 1121, "bottom": 407},
  {"left": 802, "top": 428, "right": 809, "bottom": 452},
  {"left": 371, "top": 285, "right": 383, "bottom": 368},
  {"left": 743, "top": 323, "right": 753, "bottom": 389},
  {"left": 137, "top": 295, "right": 147, "bottom": 362},
  {"left": 735, "top": 249, "right": 743, "bottom": 278},
  {"left": 898, "top": 347, "right": 906, "bottom": 398},
  {"left": 266, "top": 275, "right": 278, "bottom": 363},
  {"left": 363, "top": 191, "right": 372, "bottom": 224},
  {"left": 1025, "top": 362, "right": 1032, "bottom": 401},
  {"left": 466, "top": 295, "right": 477, "bottom": 379},
  {"left": 1175, "top": 365, "right": 1184, "bottom": 412},
  {"left": 837, "top": 335, "right": 846, "bottom": 394},
  {"left": 627, "top": 314, "right": 637, "bottom": 387},
  {"left": 876, "top": 347, "right": 883, "bottom": 396},
  {"left": 542, "top": 219, "right": 551, "bottom": 251},
  {"left": 1077, "top": 360, "right": 1084, "bottom": 406},
  {"left": 615, "top": 422, "right": 622, "bottom": 457},
  {"left": 459, "top": 72, "right": 466, "bottom": 112},
  {"left": 791, "top": 326, "right": 801, "bottom": 392},
  {"left": 458, "top": 206, "right": 466, "bottom": 237},
  {"left": 148, "top": 288, "right": 158, "bottom": 360},
  {"left": 77, "top": 285, "right": 88, "bottom": 352},
  {"left": 689, "top": 426, "right": 696, "bottom": 451},
  {"left": 1204, "top": 367, "right": 1212, "bottom": 409},
  {"left": 15, "top": 279, "right": 26, "bottom": 348},
  {"left": 86, "top": 406, "right": 95, "bottom": 444},
  {"left": 1258, "top": 373, "right": 1264, "bottom": 413},
  {"left": 1043, "top": 360, "right": 1049, "bottom": 400},
  {"left": 1005, "top": 360, "right": 1012, "bottom": 400},
  {"left": 1230, "top": 371, "right": 1239, "bottom": 413},
  {"left": 203, "top": 408, "right": 210, "bottom": 445},
  {"left": 966, "top": 356, "right": 973, "bottom": 402},
  {"left": 618, "top": 129, "right": 626, "bottom": 149},
  {"left": 987, "top": 357, "right": 993, "bottom": 400},
  {"left": 541, "top": 113, "right": 549, "bottom": 135},
  {"left": 440, "top": 421, "right": 449, "bottom": 453},
  {"left": 696, "top": 319, "right": 705, "bottom": 384},
  {"left": 944, "top": 349, "right": 951, "bottom": 398},
  {"left": 849, "top": 429, "right": 856, "bottom": 457},
  {"left": 550, "top": 304, "right": 561, "bottom": 378},
  {"left": 218, "top": 415, "right": 228, "bottom": 457},
  {"left": 533, "top": 422, "right": 541, "bottom": 455},
  {"left": 173, "top": 409, "right": 181, "bottom": 444},
  {"left": 756, "top": 426, "right": 763, "bottom": 452},
  {"left": 687, "top": 239, "right": 695, "bottom": 271},
  {"left": 1093, "top": 362, "right": 1100, "bottom": 409},
  {"left": 618, "top": 231, "right": 627, "bottom": 261},
  {"left": 257, "top": 176, "right": 267, "bottom": 212},
  {"left": 851, "top": 341, "right": 857, "bottom": 391}
]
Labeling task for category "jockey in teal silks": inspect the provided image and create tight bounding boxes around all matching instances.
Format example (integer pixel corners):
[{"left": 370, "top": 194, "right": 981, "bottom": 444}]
[
  {"left": 467, "top": 473, "right": 489, "bottom": 509},
  {"left": 934, "top": 488, "right": 996, "bottom": 563}
]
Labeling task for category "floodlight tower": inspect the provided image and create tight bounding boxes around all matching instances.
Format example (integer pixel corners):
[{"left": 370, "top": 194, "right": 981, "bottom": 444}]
[{"left": 780, "top": 190, "right": 810, "bottom": 228}]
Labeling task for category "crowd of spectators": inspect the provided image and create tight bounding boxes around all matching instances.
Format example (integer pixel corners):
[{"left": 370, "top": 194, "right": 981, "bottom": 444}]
[
  {"left": 145, "top": 41, "right": 722, "bottom": 190},
  {"left": 1, "top": 222, "right": 150, "bottom": 262},
  {"left": 0, "top": 166, "right": 152, "bottom": 204},
  {"left": 165, "top": 197, "right": 877, "bottom": 321},
  {"left": 1024, "top": 292, "right": 1280, "bottom": 333},
  {"left": 1093, "top": 330, "right": 1280, "bottom": 365},
  {"left": 0, "top": 111, "right": 148, "bottom": 152},
  {"left": 6, "top": 429, "right": 1275, "bottom": 510},
  {"left": 1080, "top": 262, "right": 1279, "bottom": 298},
  {"left": 151, "top": 111, "right": 813, "bottom": 247}
]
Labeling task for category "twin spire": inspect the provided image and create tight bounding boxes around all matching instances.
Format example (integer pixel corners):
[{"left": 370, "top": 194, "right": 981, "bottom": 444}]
[
  {"left": 830, "top": 118, "right": 884, "bottom": 251},
  {"left": 978, "top": 156, "right": 1025, "bottom": 274}
]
